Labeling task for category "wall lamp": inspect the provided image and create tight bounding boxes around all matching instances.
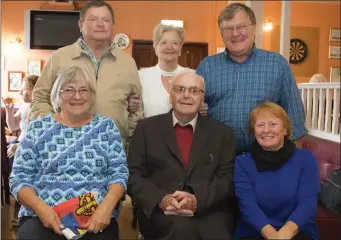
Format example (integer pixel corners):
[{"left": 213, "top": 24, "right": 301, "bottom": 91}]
[
  {"left": 263, "top": 18, "right": 273, "bottom": 32},
  {"left": 7, "top": 36, "right": 24, "bottom": 55}
]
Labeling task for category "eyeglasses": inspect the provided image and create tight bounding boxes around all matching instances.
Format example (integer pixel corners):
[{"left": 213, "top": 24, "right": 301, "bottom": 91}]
[
  {"left": 86, "top": 17, "right": 112, "bottom": 23},
  {"left": 60, "top": 87, "right": 91, "bottom": 98},
  {"left": 172, "top": 85, "right": 204, "bottom": 96},
  {"left": 222, "top": 23, "right": 253, "bottom": 35}
]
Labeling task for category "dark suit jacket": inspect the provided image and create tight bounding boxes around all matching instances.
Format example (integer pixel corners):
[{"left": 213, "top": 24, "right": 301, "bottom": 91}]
[{"left": 127, "top": 111, "right": 236, "bottom": 239}]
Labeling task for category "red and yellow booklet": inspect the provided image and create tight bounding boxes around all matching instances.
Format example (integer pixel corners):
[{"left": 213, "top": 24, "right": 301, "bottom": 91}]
[{"left": 53, "top": 192, "right": 99, "bottom": 240}]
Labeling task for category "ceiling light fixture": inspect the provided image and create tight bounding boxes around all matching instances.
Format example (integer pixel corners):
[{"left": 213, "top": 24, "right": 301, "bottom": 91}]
[{"left": 161, "top": 20, "right": 184, "bottom": 28}]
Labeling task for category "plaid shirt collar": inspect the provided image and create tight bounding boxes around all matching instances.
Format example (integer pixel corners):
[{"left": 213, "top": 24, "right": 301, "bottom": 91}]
[
  {"left": 77, "top": 37, "right": 116, "bottom": 59},
  {"left": 224, "top": 43, "right": 257, "bottom": 63}
]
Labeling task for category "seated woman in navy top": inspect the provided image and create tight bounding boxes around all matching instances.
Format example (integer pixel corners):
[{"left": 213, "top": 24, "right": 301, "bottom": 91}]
[{"left": 233, "top": 102, "right": 320, "bottom": 240}]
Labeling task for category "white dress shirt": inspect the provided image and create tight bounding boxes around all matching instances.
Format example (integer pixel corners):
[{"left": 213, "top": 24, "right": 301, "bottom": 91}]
[{"left": 172, "top": 112, "right": 198, "bottom": 132}]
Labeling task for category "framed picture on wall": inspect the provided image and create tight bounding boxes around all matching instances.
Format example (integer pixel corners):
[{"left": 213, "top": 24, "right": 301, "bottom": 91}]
[
  {"left": 329, "top": 45, "right": 340, "bottom": 59},
  {"left": 8, "top": 71, "right": 23, "bottom": 92},
  {"left": 329, "top": 28, "right": 340, "bottom": 42},
  {"left": 27, "top": 60, "right": 41, "bottom": 75},
  {"left": 330, "top": 67, "right": 340, "bottom": 82}
]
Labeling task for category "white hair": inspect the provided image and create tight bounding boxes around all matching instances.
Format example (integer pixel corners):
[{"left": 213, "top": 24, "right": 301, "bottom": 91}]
[
  {"left": 309, "top": 74, "right": 327, "bottom": 83},
  {"left": 169, "top": 71, "right": 205, "bottom": 92},
  {"left": 50, "top": 66, "right": 96, "bottom": 112}
]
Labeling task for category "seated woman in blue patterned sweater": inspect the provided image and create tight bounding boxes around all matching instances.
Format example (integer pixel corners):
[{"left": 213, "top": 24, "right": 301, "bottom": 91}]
[
  {"left": 234, "top": 102, "right": 320, "bottom": 240},
  {"left": 9, "top": 66, "right": 129, "bottom": 240}
]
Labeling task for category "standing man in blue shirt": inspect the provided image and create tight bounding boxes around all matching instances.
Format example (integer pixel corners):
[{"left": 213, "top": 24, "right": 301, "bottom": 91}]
[{"left": 197, "top": 3, "right": 306, "bottom": 155}]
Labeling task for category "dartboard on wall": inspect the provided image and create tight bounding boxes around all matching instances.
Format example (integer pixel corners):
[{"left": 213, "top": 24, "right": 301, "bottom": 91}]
[{"left": 290, "top": 38, "right": 308, "bottom": 64}]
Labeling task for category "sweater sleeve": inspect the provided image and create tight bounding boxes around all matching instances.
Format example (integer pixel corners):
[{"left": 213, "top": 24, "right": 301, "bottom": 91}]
[
  {"left": 106, "top": 120, "right": 129, "bottom": 190},
  {"left": 9, "top": 122, "right": 39, "bottom": 201},
  {"left": 287, "top": 151, "right": 320, "bottom": 227},
  {"left": 234, "top": 156, "right": 271, "bottom": 232}
]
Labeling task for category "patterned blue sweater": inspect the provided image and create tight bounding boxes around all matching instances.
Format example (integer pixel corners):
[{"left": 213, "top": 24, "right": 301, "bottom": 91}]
[{"left": 9, "top": 114, "right": 129, "bottom": 219}]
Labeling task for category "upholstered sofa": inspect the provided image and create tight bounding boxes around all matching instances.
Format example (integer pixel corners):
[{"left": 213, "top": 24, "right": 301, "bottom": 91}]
[{"left": 301, "top": 135, "right": 340, "bottom": 240}]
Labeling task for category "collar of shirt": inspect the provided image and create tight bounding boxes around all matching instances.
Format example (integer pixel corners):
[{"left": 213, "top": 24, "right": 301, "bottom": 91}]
[
  {"left": 76, "top": 37, "right": 117, "bottom": 60},
  {"left": 156, "top": 64, "right": 182, "bottom": 77},
  {"left": 224, "top": 43, "right": 257, "bottom": 64},
  {"left": 172, "top": 111, "right": 198, "bottom": 133}
]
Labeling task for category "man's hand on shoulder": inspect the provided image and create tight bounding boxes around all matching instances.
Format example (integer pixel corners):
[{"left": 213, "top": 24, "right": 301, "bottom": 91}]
[{"left": 199, "top": 103, "right": 208, "bottom": 116}]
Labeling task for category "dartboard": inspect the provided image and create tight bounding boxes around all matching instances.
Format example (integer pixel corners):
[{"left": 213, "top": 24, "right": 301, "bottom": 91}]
[{"left": 290, "top": 38, "right": 308, "bottom": 64}]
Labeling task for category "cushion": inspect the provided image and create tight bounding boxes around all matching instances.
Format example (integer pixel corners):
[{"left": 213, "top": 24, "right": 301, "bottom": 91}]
[
  {"left": 317, "top": 202, "right": 338, "bottom": 218},
  {"left": 301, "top": 135, "right": 340, "bottom": 182}
]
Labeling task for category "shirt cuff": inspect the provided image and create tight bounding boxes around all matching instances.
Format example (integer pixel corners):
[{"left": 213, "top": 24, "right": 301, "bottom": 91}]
[
  {"left": 11, "top": 183, "right": 34, "bottom": 202},
  {"left": 108, "top": 180, "right": 127, "bottom": 191},
  {"left": 287, "top": 215, "right": 303, "bottom": 229},
  {"left": 254, "top": 216, "right": 271, "bottom": 233}
]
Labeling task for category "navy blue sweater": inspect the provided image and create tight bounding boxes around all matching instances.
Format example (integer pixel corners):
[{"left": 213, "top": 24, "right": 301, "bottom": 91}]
[{"left": 233, "top": 148, "right": 320, "bottom": 240}]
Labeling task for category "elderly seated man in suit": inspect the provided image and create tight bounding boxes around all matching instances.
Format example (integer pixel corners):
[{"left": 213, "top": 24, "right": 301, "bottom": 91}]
[{"left": 127, "top": 71, "right": 236, "bottom": 240}]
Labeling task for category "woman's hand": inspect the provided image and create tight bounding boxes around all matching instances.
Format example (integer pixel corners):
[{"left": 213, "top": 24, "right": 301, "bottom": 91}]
[
  {"left": 277, "top": 221, "right": 298, "bottom": 240},
  {"left": 277, "top": 227, "right": 294, "bottom": 239},
  {"left": 7, "top": 143, "right": 18, "bottom": 158},
  {"left": 261, "top": 224, "right": 279, "bottom": 240},
  {"left": 35, "top": 202, "right": 64, "bottom": 235},
  {"left": 199, "top": 103, "right": 208, "bottom": 116},
  {"left": 85, "top": 201, "right": 113, "bottom": 234}
]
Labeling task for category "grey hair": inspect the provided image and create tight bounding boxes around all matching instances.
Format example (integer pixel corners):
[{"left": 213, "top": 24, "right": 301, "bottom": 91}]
[
  {"left": 218, "top": 3, "right": 256, "bottom": 30},
  {"left": 50, "top": 66, "right": 96, "bottom": 113},
  {"left": 169, "top": 71, "right": 206, "bottom": 92},
  {"left": 80, "top": 1, "right": 115, "bottom": 24},
  {"left": 152, "top": 23, "right": 185, "bottom": 47}
]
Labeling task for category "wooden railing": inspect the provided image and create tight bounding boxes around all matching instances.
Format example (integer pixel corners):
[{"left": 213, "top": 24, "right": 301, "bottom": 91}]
[{"left": 298, "top": 83, "right": 340, "bottom": 143}]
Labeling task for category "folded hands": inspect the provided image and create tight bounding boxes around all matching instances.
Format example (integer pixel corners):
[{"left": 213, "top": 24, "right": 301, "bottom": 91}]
[{"left": 159, "top": 191, "right": 197, "bottom": 217}]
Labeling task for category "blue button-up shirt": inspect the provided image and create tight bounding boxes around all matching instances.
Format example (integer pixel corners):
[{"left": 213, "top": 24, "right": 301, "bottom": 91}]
[{"left": 196, "top": 47, "right": 307, "bottom": 154}]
